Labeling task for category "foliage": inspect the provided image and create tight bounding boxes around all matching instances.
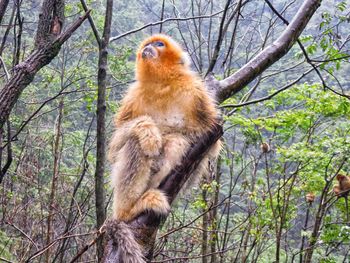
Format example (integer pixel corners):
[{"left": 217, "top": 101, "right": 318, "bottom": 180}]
[{"left": 0, "top": 0, "right": 349, "bottom": 262}]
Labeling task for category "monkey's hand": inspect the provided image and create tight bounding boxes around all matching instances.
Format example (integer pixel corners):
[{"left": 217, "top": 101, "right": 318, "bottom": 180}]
[
  {"left": 132, "top": 117, "right": 162, "bottom": 157},
  {"left": 108, "top": 116, "right": 162, "bottom": 162}
]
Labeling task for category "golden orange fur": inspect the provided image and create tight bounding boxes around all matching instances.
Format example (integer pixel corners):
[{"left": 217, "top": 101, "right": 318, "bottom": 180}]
[
  {"left": 333, "top": 173, "right": 350, "bottom": 197},
  {"left": 108, "top": 34, "right": 220, "bottom": 223}
]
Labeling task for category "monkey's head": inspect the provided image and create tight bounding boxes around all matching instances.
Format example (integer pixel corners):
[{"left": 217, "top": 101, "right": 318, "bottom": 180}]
[
  {"left": 336, "top": 173, "right": 346, "bottom": 182},
  {"left": 305, "top": 192, "right": 315, "bottom": 203},
  {"left": 136, "top": 34, "right": 191, "bottom": 82},
  {"left": 260, "top": 142, "right": 270, "bottom": 153}
]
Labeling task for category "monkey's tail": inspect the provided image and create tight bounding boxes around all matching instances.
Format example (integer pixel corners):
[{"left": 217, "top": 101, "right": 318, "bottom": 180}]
[{"left": 106, "top": 220, "right": 146, "bottom": 263}]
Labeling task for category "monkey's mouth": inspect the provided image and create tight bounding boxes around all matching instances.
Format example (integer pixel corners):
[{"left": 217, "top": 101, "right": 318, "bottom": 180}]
[{"left": 141, "top": 46, "right": 158, "bottom": 59}]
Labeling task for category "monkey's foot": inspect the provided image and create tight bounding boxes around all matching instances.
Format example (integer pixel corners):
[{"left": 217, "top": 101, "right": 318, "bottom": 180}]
[{"left": 129, "top": 189, "right": 170, "bottom": 218}]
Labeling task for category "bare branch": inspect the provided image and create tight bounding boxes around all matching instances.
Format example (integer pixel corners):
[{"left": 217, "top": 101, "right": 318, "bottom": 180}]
[
  {"left": 0, "top": 55, "right": 10, "bottom": 80},
  {"left": 109, "top": 10, "right": 228, "bottom": 43},
  {"left": 205, "top": 0, "right": 233, "bottom": 75},
  {"left": 5, "top": 221, "right": 38, "bottom": 250},
  {"left": 221, "top": 67, "right": 314, "bottom": 109},
  {"left": 211, "top": 0, "right": 322, "bottom": 103},
  {"left": 80, "top": 0, "right": 101, "bottom": 46}
]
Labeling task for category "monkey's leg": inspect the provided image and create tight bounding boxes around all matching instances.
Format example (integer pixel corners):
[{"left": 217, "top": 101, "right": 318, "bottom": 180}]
[
  {"left": 108, "top": 116, "right": 162, "bottom": 163},
  {"left": 149, "top": 134, "right": 190, "bottom": 189},
  {"left": 112, "top": 136, "right": 170, "bottom": 222},
  {"left": 127, "top": 189, "right": 170, "bottom": 221},
  {"left": 112, "top": 138, "right": 153, "bottom": 221},
  {"left": 183, "top": 139, "right": 222, "bottom": 189}
]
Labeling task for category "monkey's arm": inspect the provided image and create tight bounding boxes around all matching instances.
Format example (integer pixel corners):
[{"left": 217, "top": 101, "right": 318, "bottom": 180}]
[
  {"left": 109, "top": 114, "right": 169, "bottom": 222},
  {"left": 111, "top": 136, "right": 169, "bottom": 222},
  {"left": 108, "top": 115, "right": 162, "bottom": 162}
]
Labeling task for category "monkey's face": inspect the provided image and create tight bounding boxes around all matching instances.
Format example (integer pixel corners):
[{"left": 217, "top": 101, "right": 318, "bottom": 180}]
[
  {"left": 141, "top": 41, "right": 164, "bottom": 60},
  {"left": 136, "top": 34, "right": 190, "bottom": 81},
  {"left": 336, "top": 174, "right": 346, "bottom": 181}
]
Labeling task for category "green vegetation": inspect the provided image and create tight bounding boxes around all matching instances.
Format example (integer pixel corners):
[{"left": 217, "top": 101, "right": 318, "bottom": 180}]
[{"left": 0, "top": 0, "right": 349, "bottom": 262}]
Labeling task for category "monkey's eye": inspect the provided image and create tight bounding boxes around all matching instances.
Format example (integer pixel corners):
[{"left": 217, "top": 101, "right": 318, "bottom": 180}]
[{"left": 153, "top": 41, "right": 165, "bottom": 47}]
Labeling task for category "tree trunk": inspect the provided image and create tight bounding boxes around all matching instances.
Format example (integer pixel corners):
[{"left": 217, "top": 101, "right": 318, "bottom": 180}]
[
  {"left": 202, "top": 188, "right": 209, "bottom": 263},
  {"left": 0, "top": 0, "right": 9, "bottom": 24},
  {"left": 46, "top": 99, "right": 64, "bottom": 262},
  {"left": 303, "top": 201, "right": 327, "bottom": 263},
  {"left": 210, "top": 158, "right": 221, "bottom": 263},
  {"left": 95, "top": 0, "right": 113, "bottom": 261},
  {"left": 299, "top": 202, "right": 312, "bottom": 263}
]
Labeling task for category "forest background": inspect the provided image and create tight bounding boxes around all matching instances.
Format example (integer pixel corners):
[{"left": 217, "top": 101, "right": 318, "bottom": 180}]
[{"left": 0, "top": 0, "right": 349, "bottom": 262}]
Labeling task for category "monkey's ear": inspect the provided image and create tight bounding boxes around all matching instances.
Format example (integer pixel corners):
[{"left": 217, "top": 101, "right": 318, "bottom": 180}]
[{"left": 180, "top": 52, "right": 191, "bottom": 67}]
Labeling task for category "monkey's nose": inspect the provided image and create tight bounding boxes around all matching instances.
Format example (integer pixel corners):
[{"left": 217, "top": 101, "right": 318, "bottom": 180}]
[{"left": 142, "top": 46, "right": 157, "bottom": 59}]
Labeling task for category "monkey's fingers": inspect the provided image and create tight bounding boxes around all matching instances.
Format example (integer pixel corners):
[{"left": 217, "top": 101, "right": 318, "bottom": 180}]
[{"left": 133, "top": 121, "right": 162, "bottom": 157}]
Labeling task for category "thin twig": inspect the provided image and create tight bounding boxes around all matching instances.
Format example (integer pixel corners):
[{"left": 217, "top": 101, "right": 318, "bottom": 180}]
[
  {"left": 5, "top": 221, "right": 38, "bottom": 250},
  {"left": 69, "top": 229, "right": 105, "bottom": 263},
  {"left": 0, "top": 55, "right": 10, "bottom": 80},
  {"left": 109, "top": 9, "right": 231, "bottom": 42},
  {"left": 79, "top": 0, "right": 101, "bottom": 46},
  {"left": 25, "top": 231, "right": 97, "bottom": 262},
  {"left": 221, "top": 67, "right": 314, "bottom": 109}
]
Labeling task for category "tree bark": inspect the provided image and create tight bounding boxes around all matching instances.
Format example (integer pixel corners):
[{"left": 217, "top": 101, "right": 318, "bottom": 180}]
[
  {"left": 95, "top": 0, "right": 113, "bottom": 261},
  {"left": 45, "top": 99, "right": 64, "bottom": 262},
  {"left": 0, "top": 0, "right": 9, "bottom": 24},
  {"left": 299, "top": 202, "right": 312, "bottom": 263},
  {"left": 201, "top": 188, "right": 209, "bottom": 263},
  {"left": 35, "top": 0, "right": 65, "bottom": 48},
  {"left": 210, "top": 159, "right": 222, "bottom": 263}
]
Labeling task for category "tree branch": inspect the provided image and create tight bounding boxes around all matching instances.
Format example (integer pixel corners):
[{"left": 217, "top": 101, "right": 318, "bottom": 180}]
[
  {"left": 221, "top": 66, "right": 314, "bottom": 109},
  {"left": 205, "top": 0, "right": 232, "bottom": 75},
  {"left": 109, "top": 9, "right": 230, "bottom": 43},
  {"left": 209, "top": 0, "right": 322, "bottom": 103},
  {"left": 80, "top": 0, "right": 101, "bottom": 46},
  {"left": 95, "top": 0, "right": 113, "bottom": 260},
  {"left": 0, "top": 10, "right": 90, "bottom": 130}
]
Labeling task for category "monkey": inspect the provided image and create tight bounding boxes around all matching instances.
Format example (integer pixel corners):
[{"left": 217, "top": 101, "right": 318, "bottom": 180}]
[
  {"left": 333, "top": 173, "right": 350, "bottom": 222},
  {"left": 260, "top": 142, "right": 270, "bottom": 153},
  {"left": 305, "top": 192, "right": 315, "bottom": 203},
  {"left": 333, "top": 173, "right": 350, "bottom": 197},
  {"left": 107, "top": 35, "right": 221, "bottom": 261}
]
